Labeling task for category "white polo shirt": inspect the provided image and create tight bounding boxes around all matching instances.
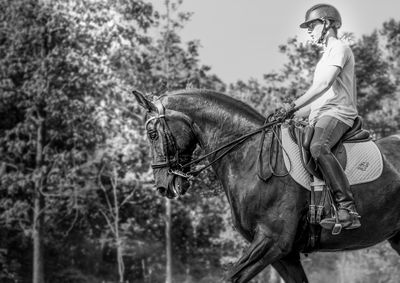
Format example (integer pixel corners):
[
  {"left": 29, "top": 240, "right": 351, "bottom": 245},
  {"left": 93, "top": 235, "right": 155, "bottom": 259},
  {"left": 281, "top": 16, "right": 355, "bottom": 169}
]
[{"left": 309, "top": 39, "right": 358, "bottom": 127}]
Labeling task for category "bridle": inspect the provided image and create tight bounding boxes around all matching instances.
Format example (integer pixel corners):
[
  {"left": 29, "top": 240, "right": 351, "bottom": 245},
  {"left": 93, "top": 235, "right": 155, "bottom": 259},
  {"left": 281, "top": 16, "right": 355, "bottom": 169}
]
[
  {"left": 145, "top": 99, "right": 193, "bottom": 179},
  {"left": 145, "top": 99, "right": 284, "bottom": 180}
]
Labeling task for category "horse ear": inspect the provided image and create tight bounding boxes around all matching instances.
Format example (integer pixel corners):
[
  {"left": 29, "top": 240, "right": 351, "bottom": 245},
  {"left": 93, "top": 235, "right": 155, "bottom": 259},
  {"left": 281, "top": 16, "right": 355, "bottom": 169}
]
[{"left": 132, "top": 89, "right": 156, "bottom": 112}]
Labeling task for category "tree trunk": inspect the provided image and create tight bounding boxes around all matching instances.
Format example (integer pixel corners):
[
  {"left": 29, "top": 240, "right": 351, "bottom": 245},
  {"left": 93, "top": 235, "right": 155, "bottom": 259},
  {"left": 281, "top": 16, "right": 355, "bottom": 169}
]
[
  {"left": 165, "top": 198, "right": 172, "bottom": 283},
  {"left": 33, "top": 190, "right": 45, "bottom": 283},
  {"left": 33, "top": 115, "right": 45, "bottom": 283},
  {"left": 162, "top": 0, "right": 172, "bottom": 280},
  {"left": 113, "top": 168, "right": 124, "bottom": 283}
]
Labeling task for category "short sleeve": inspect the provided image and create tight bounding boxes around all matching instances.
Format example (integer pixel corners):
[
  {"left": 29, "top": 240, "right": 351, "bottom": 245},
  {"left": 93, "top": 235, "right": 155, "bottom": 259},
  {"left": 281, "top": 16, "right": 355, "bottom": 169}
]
[{"left": 325, "top": 42, "right": 350, "bottom": 69}]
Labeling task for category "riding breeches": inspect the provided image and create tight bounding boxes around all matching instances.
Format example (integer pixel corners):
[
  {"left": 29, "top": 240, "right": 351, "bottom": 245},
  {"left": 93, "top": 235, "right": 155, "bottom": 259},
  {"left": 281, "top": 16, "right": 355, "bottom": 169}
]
[{"left": 309, "top": 116, "right": 356, "bottom": 208}]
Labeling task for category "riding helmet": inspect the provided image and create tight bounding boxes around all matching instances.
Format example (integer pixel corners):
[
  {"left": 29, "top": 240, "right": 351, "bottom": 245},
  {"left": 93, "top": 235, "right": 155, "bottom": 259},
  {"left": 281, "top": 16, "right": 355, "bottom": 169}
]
[{"left": 300, "top": 4, "right": 342, "bottom": 29}]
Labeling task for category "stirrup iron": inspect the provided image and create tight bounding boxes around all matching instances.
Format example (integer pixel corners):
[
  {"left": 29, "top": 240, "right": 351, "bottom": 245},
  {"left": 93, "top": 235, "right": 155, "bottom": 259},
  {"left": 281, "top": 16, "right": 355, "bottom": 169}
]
[
  {"left": 331, "top": 198, "right": 342, "bottom": 236},
  {"left": 332, "top": 223, "right": 342, "bottom": 235}
]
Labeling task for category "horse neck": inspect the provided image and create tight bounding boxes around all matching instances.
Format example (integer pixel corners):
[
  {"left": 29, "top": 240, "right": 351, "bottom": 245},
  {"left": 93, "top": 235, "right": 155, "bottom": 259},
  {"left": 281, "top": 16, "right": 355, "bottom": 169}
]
[{"left": 163, "top": 91, "right": 265, "bottom": 150}]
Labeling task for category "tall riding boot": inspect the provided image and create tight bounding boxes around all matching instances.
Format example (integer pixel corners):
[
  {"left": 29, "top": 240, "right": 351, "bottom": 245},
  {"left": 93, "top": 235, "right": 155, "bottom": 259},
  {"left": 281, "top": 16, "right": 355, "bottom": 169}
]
[{"left": 317, "top": 153, "right": 361, "bottom": 230}]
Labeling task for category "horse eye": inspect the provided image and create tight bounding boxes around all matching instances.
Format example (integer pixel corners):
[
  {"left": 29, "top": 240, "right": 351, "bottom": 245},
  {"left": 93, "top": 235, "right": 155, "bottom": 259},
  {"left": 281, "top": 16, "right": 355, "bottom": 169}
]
[{"left": 148, "top": 130, "right": 158, "bottom": 140}]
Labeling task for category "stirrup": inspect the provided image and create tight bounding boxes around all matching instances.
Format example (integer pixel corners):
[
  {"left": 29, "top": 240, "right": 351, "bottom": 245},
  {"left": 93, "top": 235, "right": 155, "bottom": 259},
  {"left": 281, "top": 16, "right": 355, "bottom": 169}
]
[
  {"left": 319, "top": 217, "right": 346, "bottom": 231},
  {"left": 332, "top": 223, "right": 342, "bottom": 235},
  {"left": 320, "top": 203, "right": 346, "bottom": 235},
  {"left": 320, "top": 210, "right": 361, "bottom": 233}
]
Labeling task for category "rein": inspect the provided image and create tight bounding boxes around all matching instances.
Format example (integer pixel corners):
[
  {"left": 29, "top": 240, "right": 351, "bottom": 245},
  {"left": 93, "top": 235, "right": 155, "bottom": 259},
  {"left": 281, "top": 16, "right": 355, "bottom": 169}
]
[
  {"left": 182, "top": 117, "right": 281, "bottom": 177},
  {"left": 146, "top": 99, "right": 283, "bottom": 180}
]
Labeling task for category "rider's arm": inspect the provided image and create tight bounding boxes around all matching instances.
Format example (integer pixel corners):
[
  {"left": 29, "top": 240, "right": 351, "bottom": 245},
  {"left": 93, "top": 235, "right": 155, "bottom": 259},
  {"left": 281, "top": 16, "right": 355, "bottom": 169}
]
[
  {"left": 294, "top": 104, "right": 310, "bottom": 118},
  {"left": 293, "top": 65, "right": 341, "bottom": 109}
]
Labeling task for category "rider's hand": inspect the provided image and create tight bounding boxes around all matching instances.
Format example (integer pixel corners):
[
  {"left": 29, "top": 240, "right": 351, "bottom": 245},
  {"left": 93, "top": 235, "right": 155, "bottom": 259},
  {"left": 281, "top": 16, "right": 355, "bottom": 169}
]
[{"left": 275, "top": 102, "right": 297, "bottom": 120}]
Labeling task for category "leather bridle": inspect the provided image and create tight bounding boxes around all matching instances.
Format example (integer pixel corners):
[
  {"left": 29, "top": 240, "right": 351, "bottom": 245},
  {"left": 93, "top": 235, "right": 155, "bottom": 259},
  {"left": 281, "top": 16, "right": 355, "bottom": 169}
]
[
  {"left": 145, "top": 99, "right": 193, "bottom": 179},
  {"left": 145, "top": 99, "right": 284, "bottom": 180}
]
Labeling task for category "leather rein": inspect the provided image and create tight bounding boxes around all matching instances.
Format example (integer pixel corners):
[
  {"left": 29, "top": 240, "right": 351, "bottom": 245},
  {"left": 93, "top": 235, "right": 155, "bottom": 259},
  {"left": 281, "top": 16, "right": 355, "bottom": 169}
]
[{"left": 145, "top": 99, "right": 283, "bottom": 180}]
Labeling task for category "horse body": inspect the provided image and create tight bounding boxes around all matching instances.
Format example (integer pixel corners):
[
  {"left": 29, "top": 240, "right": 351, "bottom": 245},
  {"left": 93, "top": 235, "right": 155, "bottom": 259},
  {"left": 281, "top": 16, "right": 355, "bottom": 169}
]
[{"left": 135, "top": 89, "right": 400, "bottom": 282}]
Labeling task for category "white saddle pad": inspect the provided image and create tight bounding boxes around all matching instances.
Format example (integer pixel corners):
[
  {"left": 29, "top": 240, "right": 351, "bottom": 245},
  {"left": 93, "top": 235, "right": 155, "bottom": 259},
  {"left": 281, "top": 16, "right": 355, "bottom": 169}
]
[{"left": 281, "top": 125, "right": 383, "bottom": 191}]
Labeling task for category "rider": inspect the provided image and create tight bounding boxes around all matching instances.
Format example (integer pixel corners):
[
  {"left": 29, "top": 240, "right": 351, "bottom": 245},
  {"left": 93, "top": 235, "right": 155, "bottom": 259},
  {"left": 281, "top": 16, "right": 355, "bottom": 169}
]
[{"left": 285, "top": 4, "right": 361, "bottom": 230}]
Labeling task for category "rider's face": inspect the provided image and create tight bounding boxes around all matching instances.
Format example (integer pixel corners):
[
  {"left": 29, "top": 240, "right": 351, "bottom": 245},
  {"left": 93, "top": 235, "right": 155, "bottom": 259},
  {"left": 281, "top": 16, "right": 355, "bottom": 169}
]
[{"left": 307, "top": 20, "right": 323, "bottom": 43}]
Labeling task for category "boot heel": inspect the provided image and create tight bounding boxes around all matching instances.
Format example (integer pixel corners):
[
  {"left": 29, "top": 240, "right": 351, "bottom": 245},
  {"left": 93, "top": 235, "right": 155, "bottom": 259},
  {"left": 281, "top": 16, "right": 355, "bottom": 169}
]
[{"left": 345, "top": 217, "right": 361, "bottom": 230}]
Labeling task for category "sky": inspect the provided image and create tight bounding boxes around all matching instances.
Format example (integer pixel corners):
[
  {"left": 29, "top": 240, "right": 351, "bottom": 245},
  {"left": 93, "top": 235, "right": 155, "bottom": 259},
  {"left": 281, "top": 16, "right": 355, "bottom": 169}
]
[{"left": 153, "top": 0, "right": 400, "bottom": 84}]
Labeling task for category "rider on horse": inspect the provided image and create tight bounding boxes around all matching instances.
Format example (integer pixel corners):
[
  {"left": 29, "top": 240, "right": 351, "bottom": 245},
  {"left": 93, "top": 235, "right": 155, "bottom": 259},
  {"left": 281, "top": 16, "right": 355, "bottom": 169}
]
[{"left": 283, "top": 4, "right": 361, "bottom": 230}]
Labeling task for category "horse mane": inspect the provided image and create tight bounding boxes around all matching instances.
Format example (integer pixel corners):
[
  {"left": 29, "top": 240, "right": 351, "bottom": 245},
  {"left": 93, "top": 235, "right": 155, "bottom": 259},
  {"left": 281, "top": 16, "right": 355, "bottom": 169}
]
[{"left": 162, "top": 88, "right": 266, "bottom": 123}]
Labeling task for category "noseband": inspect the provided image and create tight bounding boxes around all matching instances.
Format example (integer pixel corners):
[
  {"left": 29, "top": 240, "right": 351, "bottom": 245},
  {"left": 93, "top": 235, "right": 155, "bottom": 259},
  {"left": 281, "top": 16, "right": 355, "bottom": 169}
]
[{"left": 145, "top": 99, "right": 284, "bottom": 180}]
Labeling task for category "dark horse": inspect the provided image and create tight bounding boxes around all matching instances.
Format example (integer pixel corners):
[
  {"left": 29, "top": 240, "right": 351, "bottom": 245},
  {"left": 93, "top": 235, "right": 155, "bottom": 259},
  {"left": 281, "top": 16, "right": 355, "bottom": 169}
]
[{"left": 133, "top": 88, "right": 400, "bottom": 283}]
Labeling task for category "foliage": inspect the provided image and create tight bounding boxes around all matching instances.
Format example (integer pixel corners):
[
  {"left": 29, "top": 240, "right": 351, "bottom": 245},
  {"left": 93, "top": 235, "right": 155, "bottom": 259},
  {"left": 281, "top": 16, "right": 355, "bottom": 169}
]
[
  {"left": 0, "top": 0, "right": 158, "bottom": 281},
  {"left": 351, "top": 30, "right": 398, "bottom": 137}
]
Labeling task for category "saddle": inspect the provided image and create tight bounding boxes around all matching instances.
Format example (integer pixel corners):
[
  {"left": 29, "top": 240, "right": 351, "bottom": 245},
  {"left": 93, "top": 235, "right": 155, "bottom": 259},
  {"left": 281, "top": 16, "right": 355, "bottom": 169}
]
[{"left": 289, "top": 116, "right": 371, "bottom": 180}]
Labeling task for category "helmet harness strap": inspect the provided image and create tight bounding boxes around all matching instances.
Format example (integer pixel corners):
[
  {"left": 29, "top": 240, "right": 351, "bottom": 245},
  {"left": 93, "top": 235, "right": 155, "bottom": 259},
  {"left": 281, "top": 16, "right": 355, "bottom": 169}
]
[{"left": 317, "top": 19, "right": 330, "bottom": 44}]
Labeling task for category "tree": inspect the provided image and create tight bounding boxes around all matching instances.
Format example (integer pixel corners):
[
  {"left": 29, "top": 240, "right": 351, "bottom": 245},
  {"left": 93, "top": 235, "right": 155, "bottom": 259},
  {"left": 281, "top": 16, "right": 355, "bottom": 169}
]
[
  {"left": 263, "top": 37, "right": 321, "bottom": 104},
  {"left": 0, "top": 0, "right": 155, "bottom": 281},
  {"left": 352, "top": 31, "right": 397, "bottom": 135},
  {"left": 381, "top": 19, "right": 400, "bottom": 84},
  {"left": 378, "top": 19, "right": 400, "bottom": 137}
]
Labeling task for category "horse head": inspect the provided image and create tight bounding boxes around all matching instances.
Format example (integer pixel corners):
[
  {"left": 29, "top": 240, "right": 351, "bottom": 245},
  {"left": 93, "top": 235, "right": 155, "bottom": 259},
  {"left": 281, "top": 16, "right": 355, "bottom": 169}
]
[{"left": 133, "top": 90, "right": 198, "bottom": 199}]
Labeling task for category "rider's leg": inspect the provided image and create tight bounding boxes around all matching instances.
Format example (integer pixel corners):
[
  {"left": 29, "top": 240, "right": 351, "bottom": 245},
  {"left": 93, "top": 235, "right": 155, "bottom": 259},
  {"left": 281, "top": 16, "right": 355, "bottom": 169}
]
[{"left": 310, "top": 116, "right": 361, "bottom": 230}]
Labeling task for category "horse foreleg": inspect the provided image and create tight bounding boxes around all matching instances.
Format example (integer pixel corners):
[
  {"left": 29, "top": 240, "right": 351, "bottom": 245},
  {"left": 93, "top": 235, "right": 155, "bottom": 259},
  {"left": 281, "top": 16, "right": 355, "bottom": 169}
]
[
  {"left": 224, "top": 227, "right": 285, "bottom": 283},
  {"left": 272, "top": 251, "right": 309, "bottom": 283},
  {"left": 388, "top": 232, "right": 400, "bottom": 255}
]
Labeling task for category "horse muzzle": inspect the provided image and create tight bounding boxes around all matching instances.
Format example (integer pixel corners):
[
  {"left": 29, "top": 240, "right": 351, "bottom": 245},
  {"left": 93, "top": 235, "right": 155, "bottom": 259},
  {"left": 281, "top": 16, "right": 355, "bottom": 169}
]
[{"left": 156, "top": 173, "right": 190, "bottom": 199}]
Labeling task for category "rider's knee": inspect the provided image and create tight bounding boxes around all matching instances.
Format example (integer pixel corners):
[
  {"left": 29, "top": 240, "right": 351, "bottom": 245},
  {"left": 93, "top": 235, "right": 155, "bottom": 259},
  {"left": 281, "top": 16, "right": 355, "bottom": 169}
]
[{"left": 310, "top": 142, "right": 331, "bottom": 160}]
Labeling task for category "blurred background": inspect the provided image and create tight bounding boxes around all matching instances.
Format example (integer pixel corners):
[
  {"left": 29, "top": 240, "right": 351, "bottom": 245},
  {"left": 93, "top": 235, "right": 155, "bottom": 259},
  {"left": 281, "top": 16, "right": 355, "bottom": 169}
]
[{"left": 1, "top": 0, "right": 400, "bottom": 282}]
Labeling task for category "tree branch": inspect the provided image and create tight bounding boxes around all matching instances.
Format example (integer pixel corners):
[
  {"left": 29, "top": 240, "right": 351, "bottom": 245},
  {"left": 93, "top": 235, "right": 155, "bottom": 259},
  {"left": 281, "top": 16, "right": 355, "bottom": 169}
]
[
  {"left": 98, "top": 165, "right": 115, "bottom": 221},
  {"left": 63, "top": 207, "right": 79, "bottom": 237},
  {"left": 119, "top": 188, "right": 137, "bottom": 208},
  {"left": 99, "top": 209, "right": 116, "bottom": 236}
]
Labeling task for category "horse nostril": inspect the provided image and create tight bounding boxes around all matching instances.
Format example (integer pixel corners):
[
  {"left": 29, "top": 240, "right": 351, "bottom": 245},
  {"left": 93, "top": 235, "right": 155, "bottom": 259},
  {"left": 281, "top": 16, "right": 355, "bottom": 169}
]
[{"left": 157, "top": 186, "right": 167, "bottom": 196}]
